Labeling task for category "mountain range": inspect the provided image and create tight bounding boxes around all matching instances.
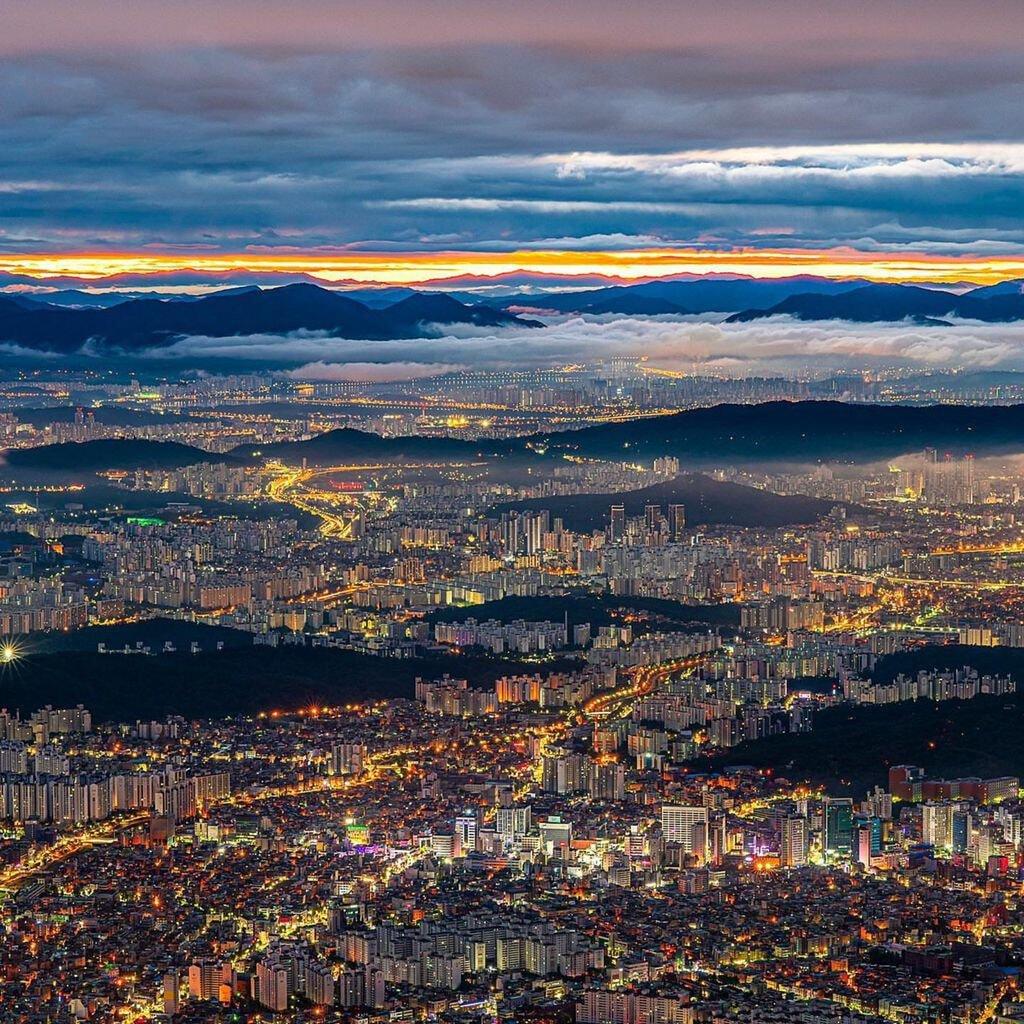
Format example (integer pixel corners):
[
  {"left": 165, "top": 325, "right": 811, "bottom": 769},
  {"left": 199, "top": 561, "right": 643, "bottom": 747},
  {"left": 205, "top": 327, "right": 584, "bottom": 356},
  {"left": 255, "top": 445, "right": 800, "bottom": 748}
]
[
  {"left": 495, "top": 275, "right": 868, "bottom": 315},
  {"left": 3, "top": 288, "right": 247, "bottom": 310},
  {"left": 236, "top": 428, "right": 481, "bottom": 464},
  {"left": 11, "top": 401, "right": 1024, "bottom": 477},
  {"left": 8, "top": 278, "right": 1024, "bottom": 346},
  {"left": 727, "top": 282, "right": 1024, "bottom": 324},
  {"left": 250, "top": 401, "right": 1024, "bottom": 465},
  {"left": 2, "top": 439, "right": 234, "bottom": 473},
  {"left": 490, "top": 473, "right": 845, "bottom": 531},
  {"left": 490, "top": 277, "right": 1024, "bottom": 324},
  {"left": 0, "top": 283, "right": 540, "bottom": 354},
  {"left": 516, "top": 400, "right": 1024, "bottom": 463}
]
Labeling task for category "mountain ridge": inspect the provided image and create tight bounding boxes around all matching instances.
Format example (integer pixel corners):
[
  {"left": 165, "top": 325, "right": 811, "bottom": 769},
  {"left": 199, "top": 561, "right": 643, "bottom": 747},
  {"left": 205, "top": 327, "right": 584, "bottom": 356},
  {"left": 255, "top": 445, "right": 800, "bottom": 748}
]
[
  {"left": 9, "top": 401, "right": 1024, "bottom": 477},
  {"left": 513, "top": 400, "right": 1024, "bottom": 463},
  {"left": 727, "top": 282, "right": 1024, "bottom": 323},
  {"left": 498, "top": 276, "right": 869, "bottom": 315},
  {"left": 0, "top": 283, "right": 540, "bottom": 354},
  {"left": 490, "top": 473, "right": 847, "bottom": 530}
]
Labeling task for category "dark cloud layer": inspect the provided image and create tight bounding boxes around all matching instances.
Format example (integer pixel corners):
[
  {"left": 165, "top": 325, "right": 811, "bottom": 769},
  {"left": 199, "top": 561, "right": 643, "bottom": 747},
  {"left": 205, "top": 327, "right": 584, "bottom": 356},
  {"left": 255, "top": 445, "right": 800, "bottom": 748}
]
[{"left": 1, "top": 26, "right": 1024, "bottom": 257}]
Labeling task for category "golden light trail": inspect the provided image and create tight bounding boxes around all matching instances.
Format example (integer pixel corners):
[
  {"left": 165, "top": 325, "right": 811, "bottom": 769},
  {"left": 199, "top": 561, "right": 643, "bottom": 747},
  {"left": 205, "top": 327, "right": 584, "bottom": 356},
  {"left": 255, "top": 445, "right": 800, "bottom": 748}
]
[{"left": 8, "top": 246, "right": 1024, "bottom": 286}]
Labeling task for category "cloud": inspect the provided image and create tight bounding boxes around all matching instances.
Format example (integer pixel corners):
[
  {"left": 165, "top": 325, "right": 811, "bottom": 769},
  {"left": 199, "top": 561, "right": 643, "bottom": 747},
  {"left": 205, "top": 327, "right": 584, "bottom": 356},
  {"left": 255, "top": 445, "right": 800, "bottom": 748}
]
[
  {"left": 2, "top": 44, "right": 1024, "bottom": 258},
  {"left": 0, "top": 342, "right": 61, "bottom": 360},
  {"left": 147, "top": 315, "right": 1024, "bottom": 376},
  {"left": 284, "top": 360, "right": 466, "bottom": 382},
  {"left": 7, "top": 1, "right": 1024, "bottom": 58}
]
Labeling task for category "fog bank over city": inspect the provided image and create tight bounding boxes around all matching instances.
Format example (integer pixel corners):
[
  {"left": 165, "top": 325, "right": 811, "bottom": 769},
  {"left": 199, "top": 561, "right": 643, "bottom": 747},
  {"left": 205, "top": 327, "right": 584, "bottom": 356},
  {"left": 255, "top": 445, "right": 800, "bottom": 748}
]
[{"left": 140, "top": 315, "right": 1024, "bottom": 379}]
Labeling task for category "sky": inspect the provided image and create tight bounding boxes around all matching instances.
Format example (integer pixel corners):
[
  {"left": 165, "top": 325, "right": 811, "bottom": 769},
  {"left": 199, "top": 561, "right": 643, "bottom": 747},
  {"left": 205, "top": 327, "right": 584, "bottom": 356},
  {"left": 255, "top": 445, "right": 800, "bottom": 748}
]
[{"left": 5, "top": 0, "right": 1024, "bottom": 288}]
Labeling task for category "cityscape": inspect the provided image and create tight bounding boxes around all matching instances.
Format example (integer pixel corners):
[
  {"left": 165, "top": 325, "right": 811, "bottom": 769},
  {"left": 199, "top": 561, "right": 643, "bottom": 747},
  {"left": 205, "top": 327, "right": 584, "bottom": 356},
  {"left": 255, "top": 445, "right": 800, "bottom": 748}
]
[
  {"left": 3, "top": 364, "right": 1024, "bottom": 1023},
  {"left": 7, "top": 2, "right": 1024, "bottom": 1023}
]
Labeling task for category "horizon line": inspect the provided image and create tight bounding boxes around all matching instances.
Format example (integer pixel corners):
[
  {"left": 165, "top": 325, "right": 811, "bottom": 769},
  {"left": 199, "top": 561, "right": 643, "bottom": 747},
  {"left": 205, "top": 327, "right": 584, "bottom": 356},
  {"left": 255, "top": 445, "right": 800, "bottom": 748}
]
[{"left": 4, "top": 247, "right": 1024, "bottom": 287}]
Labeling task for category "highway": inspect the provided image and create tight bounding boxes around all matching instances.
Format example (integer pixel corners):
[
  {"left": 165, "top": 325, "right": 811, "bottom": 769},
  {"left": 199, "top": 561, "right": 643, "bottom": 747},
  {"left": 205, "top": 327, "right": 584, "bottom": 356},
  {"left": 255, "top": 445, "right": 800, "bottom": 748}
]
[
  {"left": 265, "top": 463, "right": 373, "bottom": 539},
  {"left": 265, "top": 460, "right": 462, "bottom": 539},
  {"left": 0, "top": 813, "right": 149, "bottom": 892},
  {"left": 814, "top": 567, "right": 1024, "bottom": 592},
  {"left": 580, "top": 655, "right": 712, "bottom": 723}
]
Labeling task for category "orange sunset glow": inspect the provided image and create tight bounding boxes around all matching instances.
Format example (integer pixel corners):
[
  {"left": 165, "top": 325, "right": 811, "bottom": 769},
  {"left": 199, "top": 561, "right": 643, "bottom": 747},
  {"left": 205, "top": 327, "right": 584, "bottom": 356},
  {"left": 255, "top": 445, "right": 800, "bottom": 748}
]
[{"left": 8, "top": 247, "right": 1024, "bottom": 287}]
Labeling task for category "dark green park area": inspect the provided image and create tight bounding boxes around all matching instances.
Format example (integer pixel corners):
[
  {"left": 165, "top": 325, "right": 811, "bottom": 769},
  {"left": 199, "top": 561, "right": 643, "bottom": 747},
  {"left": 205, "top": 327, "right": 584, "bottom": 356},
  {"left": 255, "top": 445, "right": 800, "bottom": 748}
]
[
  {"left": 424, "top": 594, "right": 739, "bottom": 632},
  {"left": 700, "top": 645, "right": 1024, "bottom": 794},
  {"left": 1, "top": 620, "right": 581, "bottom": 721},
  {"left": 6, "top": 615, "right": 1024, "bottom": 796}
]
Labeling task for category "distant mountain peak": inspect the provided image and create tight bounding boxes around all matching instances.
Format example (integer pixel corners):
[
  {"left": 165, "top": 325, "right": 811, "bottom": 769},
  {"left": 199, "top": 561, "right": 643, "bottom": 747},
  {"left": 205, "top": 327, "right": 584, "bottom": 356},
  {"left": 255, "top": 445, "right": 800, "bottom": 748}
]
[
  {"left": 0, "top": 283, "right": 539, "bottom": 355},
  {"left": 726, "top": 282, "right": 1024, "bottom": 324}
]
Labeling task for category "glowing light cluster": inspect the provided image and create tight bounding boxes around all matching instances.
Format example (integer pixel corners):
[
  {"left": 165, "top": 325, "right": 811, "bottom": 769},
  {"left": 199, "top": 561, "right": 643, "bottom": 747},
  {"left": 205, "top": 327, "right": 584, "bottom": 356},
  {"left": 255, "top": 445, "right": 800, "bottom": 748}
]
[{"left": 6, "top": 246, "right": 1024, "bottom": 286}]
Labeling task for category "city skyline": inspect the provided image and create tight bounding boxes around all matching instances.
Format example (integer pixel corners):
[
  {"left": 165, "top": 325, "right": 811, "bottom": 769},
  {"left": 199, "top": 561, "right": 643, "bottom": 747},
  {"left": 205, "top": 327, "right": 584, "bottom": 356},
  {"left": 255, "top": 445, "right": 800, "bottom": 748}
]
[{"left": 7, "top": 5, "right": 1024, "bottom": 1022}]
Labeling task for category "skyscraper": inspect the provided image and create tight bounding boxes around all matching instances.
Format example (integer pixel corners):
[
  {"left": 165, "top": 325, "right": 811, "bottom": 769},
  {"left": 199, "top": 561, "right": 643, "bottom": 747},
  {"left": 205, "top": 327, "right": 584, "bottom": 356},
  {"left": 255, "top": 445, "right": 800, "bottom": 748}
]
[
  {"left": 455, "top": 811, "right": 479, "bottom": 856},
  {"left": 780, "top": 815, "right": 808, "bottom": 867},
  {"left": 669, "top": 504, "right": 687, "bottom": 542},
  {"left": 952, "top": 809, "right": 972, "bottom": 854},
  {"left": 853, "top": 822, "right": 875, "bottom": 866},
  {"left": 661, "top": 804, "right": 710, "bottom": 862},
  {"left": 163, "top": 972, "right": 180, "bottom": 1016},
  {"left": 922, "top": 803, "right": 954, "bottom": 851},
  {"left": 823, "top": 797, "right": 854, "bottom": 859},
  {"left": 609, "top": 505, "right": 626, "bottom": 543}
]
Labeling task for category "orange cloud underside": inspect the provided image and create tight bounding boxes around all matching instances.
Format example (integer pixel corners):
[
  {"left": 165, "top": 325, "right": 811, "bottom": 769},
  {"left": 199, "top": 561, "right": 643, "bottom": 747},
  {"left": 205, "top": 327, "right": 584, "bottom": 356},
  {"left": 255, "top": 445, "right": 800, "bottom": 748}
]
[{"left": 6, "top": 247, "right": 1024, "bottom": 286}]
